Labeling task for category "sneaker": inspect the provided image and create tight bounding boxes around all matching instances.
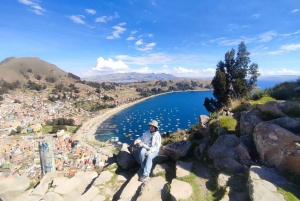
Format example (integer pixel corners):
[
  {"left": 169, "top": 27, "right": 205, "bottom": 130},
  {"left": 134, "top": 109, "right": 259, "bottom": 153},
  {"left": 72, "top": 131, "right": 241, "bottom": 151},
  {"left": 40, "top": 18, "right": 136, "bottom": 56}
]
[{"left": 138, "top": 175, "right": 148, "bottom": 182}]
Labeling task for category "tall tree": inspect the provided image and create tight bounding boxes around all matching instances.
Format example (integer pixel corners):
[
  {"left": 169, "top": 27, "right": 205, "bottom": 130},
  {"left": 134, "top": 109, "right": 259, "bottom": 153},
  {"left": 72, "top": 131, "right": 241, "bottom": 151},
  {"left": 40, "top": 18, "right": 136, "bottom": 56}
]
[{"left": 204, "top": 41, "right": 260, "bottom": 112}]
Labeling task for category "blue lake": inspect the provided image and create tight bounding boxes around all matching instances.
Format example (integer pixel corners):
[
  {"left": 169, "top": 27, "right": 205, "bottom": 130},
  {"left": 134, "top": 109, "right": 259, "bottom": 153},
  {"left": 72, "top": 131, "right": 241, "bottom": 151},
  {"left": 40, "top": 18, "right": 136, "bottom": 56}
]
[
  {"left": 95, "top": 91, "right": 213, "bottom": 144},
  {"left": 95, "top": 79, "right": 290, "bottom": 144}
]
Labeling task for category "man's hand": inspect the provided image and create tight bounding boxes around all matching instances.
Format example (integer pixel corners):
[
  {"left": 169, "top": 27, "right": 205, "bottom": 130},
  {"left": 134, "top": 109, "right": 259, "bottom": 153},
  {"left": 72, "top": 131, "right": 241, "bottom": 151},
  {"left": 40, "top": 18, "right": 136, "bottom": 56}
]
[
  {"left": 145, "top": 150, "right": 151, "bottom": 156},
  {"left": 134, "top": 140, "right": 138, "bottom": 145}
]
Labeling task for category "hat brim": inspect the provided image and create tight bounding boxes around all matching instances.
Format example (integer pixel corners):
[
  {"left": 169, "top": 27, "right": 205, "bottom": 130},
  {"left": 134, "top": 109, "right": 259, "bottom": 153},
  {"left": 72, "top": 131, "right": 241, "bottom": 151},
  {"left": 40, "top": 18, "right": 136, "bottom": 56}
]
[{"left": 148, "top": 124, "right": 159, "bottom": 129}]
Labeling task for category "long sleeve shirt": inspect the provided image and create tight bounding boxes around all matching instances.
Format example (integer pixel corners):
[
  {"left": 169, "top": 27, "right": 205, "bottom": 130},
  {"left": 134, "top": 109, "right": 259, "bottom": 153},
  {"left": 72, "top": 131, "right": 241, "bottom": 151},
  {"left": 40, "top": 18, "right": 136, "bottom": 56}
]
[{"left": 136, "top": 130, "right": 161, "bottom": 153}]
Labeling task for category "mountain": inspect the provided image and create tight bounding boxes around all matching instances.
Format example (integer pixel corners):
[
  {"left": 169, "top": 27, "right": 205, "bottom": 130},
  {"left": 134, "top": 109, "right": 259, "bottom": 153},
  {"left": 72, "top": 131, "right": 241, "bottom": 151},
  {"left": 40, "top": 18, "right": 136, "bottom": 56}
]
[
  {"left": 0, "top": 57, "right": 76, "bottom": 83},
  {"left": 84, "top": 72, "right": 179, "bottom": 83},
  {"left": 259, "top": 75, "right": 300, "bottom": 81}
]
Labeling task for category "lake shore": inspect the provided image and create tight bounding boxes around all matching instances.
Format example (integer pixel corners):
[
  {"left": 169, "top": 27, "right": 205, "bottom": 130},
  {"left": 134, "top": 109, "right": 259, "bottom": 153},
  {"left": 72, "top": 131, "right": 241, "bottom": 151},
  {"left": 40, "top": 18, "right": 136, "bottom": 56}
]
[{"left": 84, "top": 90, "right": 212, "bottom": 143}]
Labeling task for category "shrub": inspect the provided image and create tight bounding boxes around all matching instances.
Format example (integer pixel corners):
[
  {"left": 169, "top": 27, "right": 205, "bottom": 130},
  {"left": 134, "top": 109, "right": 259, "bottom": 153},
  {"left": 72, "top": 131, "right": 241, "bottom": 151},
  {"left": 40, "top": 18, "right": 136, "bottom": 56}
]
[{"left": 162, "top": 129, "right": 188, "bottom": 145}]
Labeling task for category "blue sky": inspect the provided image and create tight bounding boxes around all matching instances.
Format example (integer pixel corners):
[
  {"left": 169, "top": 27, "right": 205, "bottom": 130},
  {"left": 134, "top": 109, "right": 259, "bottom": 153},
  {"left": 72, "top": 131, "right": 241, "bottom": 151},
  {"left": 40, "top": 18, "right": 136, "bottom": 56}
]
[{"left": 1, "top": 0, "right": 300, "bottom": 78}]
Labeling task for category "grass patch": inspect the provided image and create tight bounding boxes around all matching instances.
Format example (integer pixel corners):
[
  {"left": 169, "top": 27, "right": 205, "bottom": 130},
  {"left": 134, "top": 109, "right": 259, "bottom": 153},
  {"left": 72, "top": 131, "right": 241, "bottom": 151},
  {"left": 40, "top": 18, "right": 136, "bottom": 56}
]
[
  {"left": 249, "top": 96, "right": 275, "bottom": 105},
  {"left": 162, "top": 129, "right": 189, "bottom": 145},
  {"left": 278, "top": 187, "right": 300, "bottom": 201},
  {"left": 218, "top": 116, "right": 237, "bottom": 132}
]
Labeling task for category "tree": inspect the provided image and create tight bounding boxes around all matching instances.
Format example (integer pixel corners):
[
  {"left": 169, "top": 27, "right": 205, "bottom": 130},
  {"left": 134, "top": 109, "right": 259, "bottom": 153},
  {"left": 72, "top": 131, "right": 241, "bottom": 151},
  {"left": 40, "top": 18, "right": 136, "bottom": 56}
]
[{"left": 204, "top": 41, "right": 260, "bottom": 112}]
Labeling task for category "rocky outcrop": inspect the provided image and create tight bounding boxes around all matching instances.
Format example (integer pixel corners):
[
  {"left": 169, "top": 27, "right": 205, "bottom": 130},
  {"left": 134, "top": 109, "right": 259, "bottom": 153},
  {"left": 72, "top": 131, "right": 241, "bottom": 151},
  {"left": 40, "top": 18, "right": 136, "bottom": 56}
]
[
  {"left": 198, "top": 115, "right": 210, "bottom": 137},
  {"left": 208, "top": 134, "right": 252, "bottom": 173},
  {"left": 248, "top": 166, "right": 287, "bottom": 201},
  {"left": 240, "top": 110, "right": 263, "bottom": 136},
  {"left": 253, "top": 122, "right": 300, "bottom": 174},
  {"left": 269, "top": 117, "right": 300, "bottom": 133},
  {"left": 116, "top": 143, "right": 135, "bottom": 169},
  {"left": 163, "top": 140, "right": 191, "bottom": 160},
  {"left": 0, "top": 176, "right": 31, "bottom": 201},
  {"left": 257, "top": 100, "right": 300, "bottom": 118}
]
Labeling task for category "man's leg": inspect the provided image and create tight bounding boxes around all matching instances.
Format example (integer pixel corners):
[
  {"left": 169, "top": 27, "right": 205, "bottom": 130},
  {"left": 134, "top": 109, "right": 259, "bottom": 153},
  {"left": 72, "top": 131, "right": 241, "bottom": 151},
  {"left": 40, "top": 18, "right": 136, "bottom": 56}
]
[
  {"left": 143, "top": 151, "right": 158, "bottom": 177},
  {"left": 139, "top": 148, "right": 147, "bottom": 169}
]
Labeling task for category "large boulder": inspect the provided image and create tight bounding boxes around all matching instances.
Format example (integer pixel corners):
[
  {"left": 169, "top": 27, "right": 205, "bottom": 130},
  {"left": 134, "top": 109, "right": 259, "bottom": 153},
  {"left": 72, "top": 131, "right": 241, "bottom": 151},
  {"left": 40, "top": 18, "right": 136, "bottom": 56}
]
[
  {"left": 257, "top": 104, "right": 286, "bottom": 118},
  {"left": 269, "top": 117, "right": 300, "bottom": 133},
  {"left": 116, "top": 143, "right": 135, "bottom": 169},
  {"left": 0, "top": 176, "right": 31, "bottom": 201},
  {"left": 208, "top": 134, "right": 251, "bottom": 173},
  {"left": 240, "top": 110, "right": 263, "bottom": 136},
  {"left": 137, "top": 176, "right": 168, "bottom": 201},
  {"left": 248, "top": 166, "right": 288, "bottom": 201},
  {"left": 163, "top": 140, "right": 191, "bottom": 160},
  {"left": 208, "top": 134, "right": 241, "bottom": 160},
  {"left": 170, "top": 179, "right": 193, "bottom": 201},
  {"left": 253, "top": 122, "right": 300, "bottom": 174},
  {"left": 257, "top": 100, "right": 300, "bottom": 118}
]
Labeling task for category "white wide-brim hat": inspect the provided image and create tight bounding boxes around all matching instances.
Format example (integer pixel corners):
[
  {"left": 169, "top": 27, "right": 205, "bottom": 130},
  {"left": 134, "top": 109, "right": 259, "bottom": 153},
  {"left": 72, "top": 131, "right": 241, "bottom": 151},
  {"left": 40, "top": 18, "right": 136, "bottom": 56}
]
[{"left": 148, "top": 120, "right": 159, "bottom": 129}]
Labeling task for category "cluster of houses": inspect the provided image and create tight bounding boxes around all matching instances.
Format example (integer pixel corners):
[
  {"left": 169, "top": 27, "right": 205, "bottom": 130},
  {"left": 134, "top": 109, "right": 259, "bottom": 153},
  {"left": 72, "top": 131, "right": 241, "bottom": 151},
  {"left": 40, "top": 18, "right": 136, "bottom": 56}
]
[{"left": 0, "top": 92, "right": 111, "bottom": 180}]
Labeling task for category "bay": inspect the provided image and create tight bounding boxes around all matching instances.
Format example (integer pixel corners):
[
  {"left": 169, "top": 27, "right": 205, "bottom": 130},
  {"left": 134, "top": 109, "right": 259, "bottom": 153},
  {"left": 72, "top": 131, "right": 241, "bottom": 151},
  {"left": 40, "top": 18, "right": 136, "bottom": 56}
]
[{"left": 95, "top": 91, "right": 213, "bottom": 144}]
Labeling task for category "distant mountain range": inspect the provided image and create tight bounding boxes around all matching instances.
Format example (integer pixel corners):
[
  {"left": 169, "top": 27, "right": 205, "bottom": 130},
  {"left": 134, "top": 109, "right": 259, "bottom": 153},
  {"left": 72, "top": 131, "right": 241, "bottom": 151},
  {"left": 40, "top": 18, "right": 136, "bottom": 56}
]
[{"left": 83, "top": 72, "right": 179, "bottom": 83}]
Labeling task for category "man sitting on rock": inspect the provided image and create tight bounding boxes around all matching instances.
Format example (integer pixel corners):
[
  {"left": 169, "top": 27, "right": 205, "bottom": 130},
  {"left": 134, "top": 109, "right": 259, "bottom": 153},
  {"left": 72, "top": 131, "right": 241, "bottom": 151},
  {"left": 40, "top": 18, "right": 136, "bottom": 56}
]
[{"left": 134, "top": 120, "right": 161, "bottom": 182}]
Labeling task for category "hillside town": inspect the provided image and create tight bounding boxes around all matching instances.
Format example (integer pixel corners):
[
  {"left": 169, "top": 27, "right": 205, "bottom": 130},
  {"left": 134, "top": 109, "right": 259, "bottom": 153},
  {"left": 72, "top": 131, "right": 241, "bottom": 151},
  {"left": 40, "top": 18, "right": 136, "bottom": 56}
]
[{"left": 0, "top": 91, "right": 120, "bottom": 181}]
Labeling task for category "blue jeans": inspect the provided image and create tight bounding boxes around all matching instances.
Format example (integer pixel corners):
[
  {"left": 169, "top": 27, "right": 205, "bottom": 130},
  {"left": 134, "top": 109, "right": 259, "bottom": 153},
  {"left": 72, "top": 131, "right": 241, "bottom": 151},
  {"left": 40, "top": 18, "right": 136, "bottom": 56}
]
[{"left": 139, "top": 148, "right": 158, "bottom": 177}]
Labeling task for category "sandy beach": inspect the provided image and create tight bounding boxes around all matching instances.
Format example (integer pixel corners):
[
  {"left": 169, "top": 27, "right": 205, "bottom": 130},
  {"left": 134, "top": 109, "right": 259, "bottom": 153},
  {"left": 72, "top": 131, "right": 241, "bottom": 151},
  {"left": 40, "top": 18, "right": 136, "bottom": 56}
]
[{"left": 82, "top": 95, "right": 158, "bottom": 143}]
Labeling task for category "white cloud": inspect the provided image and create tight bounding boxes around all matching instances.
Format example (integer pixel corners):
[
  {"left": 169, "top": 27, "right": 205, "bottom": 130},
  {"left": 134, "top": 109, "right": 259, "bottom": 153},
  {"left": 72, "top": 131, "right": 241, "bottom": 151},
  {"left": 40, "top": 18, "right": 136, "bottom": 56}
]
[
  {"left": 136, "top": 67, "right": 153, "bottom": 74},
  {"left": 106, "top": 23, "right": 126, "bottom": 39},
  {"left": 18, "top": 0, "right": 46, "bottom": 15},
  {"left": 280, "top": 43, "right": 300, "bottom": 51},
  {"left": 268, "top": 51, "right": 283, "bottom": 55},
  {"left": 115, "top": 53, "right": 173, "bottom": 65},
  {"left": 162, "top": 65, "right": 168, "bottom": 68},
  {"left": 136, "top": 42, "right": 156, "bottom": 51},
  {"left": 290, "top": 9, "right": 299, "bottom": 13},
  {"left": 135, "top": 39, "right": 144, "bottom": 45},
  {"left": 173, "top": 66, "right": 200, "bottom": 74},
  {"left": 249, "top": 14, "right": 260, "bottom": 19},
  {"left": 85, "top": 9, "right": 96, "bottom": 15},
  {"left": 210, "top": 37, "right": 255, "bottom": 46},
  {"left": 277, "top": 69, "right": 298, "bottom": 74},
  {"left": 18, "top": 0, "right": 34, "bottom": 5},
  {"left": 69, "top": 15, "right": 85, "bottom": 24},
  {"left": 148, "top": 34, "right": 154, "bottom": 37},
  {"left": 92, "top": 57, "right": 130, "bottom": 74},
  {"left": 131, "top": 30, "right": 138, "bottom": 34},
  {"left": 96, "top": 12, "right": 119, "bottom": 23},
  {"left": 258, "top": 31, "right": 276, "bottom": 42},
  {"left": 282, "top": 30, "right": 300, "bottom": 37},
  {"left": 126, "top": 36, "right": 135, "bottom": 41}
]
